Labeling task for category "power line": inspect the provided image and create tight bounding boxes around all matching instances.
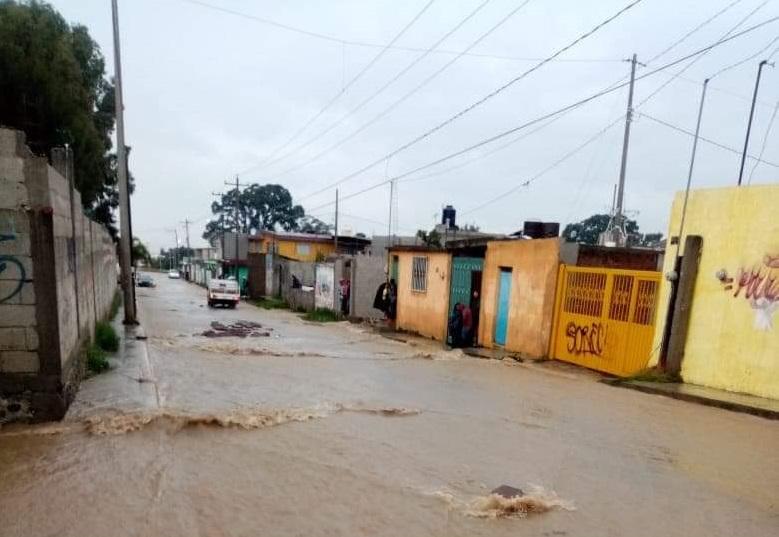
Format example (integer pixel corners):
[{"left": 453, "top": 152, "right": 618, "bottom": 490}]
[
  {"left": 251, "top": 0, "right": 499, "bottom": 174},
  {"left": 175, "top": 0, "right": 623, "bottom": 63},
  {"left": 640, "top": 112, "right": 779, "bottom": 168},
  {"left": 274, "top": 0, "right": 536, "bottom": 182},
  {"left": 461, "top": 116, "right": 626, "bottom": 215},
  {"left": 747, "top": 97, "right": 779, "bottom": 183},
  {"left": 299, "top": 0, "right": 647, "bottom": 201},
  {"left": 239, "top": 0, "right": 436, "bottom": 175},
  {"left": 709, "top": 33, "right": 779, "bottom": 78},
  {"left": 304, "top": 15, "right": 779, "bottom": 213}
]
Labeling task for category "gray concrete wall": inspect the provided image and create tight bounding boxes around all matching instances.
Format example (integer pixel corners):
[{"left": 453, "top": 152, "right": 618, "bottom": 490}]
[
  {"left": 350, "top": 252, "right": 386, "bottom": 319},
  {"left": 0, "top": 128, "right": 118, "bottom": 422}
]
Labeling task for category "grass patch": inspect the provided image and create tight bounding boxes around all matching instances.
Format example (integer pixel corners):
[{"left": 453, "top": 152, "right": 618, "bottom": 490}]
[
  {"left": 95, "top": 321, "right": 119, "bottom": 352},
  {"left": 86, "top": 345, "right": 109, "bottom": 374},
  {"left": 109, "top": 290, "right": 122, "bottom": 320},
  {"left": 254, "top": 297, "right": 289, "bottom": 310},
  {"left": 302, "top": 308, "right": 339, "bottom": 322},
  {"left": 626, "top": 368, "right": 681, "bottom": 383}
]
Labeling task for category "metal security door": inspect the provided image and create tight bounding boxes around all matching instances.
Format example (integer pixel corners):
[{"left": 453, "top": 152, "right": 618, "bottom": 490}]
[
  {"left": 549, "top": 265, "right": 661, "bottom": 376},
  {"left": 449, "top": 257, "right": 483, "bottom": 309}
]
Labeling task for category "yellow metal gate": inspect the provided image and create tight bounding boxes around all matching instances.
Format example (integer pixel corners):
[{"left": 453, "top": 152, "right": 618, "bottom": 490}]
[{"left": 549, "top": 265, "right": 661, "bottom": 376}]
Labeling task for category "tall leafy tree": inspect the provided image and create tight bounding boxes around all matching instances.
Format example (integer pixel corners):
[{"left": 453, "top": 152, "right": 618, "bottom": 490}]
[
  {"left": 203, "top": 183, "right": 306, "bottom": 242},
  {"left": 562, "top": 214, "right": 639, "bottom": 245},
  {"left": 0, "top": 1, "right": 122, "bottom": 233}
]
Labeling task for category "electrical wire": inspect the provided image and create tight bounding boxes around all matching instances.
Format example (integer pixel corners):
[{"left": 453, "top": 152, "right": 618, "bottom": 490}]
[
  {"left": 639, "top": 112, "right": 779, "bottom": 168},
  {"left": 238, "top": 0, "right": 437, "bottom": 175},
  {"left": 274, "top": 0, "right": 536, "bottom": 183},
  {"left": 747, "top": 99, "right": 779, "bottom": 183},
  {"left": 299, "top": 0, "right": 647, "bottom": 201},
  {"left": 175, "top": 0, "right": 623, "bottom": 63},
  {"left": 250, "top": 0, "right": 499, "bottom": 174},
  {"left": 303, "top": 15, "right": 779, "bottom": 213}
]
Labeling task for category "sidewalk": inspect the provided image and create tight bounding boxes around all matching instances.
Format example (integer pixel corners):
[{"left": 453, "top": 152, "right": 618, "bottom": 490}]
[
  {"left": 66, "top": 321, "right": 159, "bottom": 420},
  {"left": 605, "top": 379, "right": 779, "bottom": 420}
]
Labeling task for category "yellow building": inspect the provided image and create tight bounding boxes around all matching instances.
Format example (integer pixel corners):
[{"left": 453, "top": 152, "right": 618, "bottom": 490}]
[
  {"left": 392, "top": 247, "right": 452, "bottom": 341},
  {"left": 479, "top": 238, "right": 560, "bottom": 358},
  {"left": 249, "top": 231, "right": 335, "bottom": 262},
  {"left": 649, "top": 184, "right": 779, "bottom": 399}
]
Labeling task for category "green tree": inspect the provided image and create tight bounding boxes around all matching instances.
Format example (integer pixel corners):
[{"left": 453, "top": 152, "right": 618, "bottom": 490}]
[
  {"left": 131, "top": 237, "right": 151, "bottom": 266},
  {"left": 562, "top": 214, "right": 639, "bottom": 245},
  {"left": 203, "top": 183, "right": 305, "bottom": 242},
  {"left": 298, "top": 215, "right": 331, "bottom": 234},
  {"left": 0, "top": 1, "right": 122, "bottom": 233},
  {"left": 416, "top": 229, "right": 442, "bottom": 248}
]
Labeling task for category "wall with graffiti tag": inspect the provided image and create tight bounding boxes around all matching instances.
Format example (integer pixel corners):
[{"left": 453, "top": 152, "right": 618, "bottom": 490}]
[{"left": 650, "top": 184, "right": 779, "bottom": 399}]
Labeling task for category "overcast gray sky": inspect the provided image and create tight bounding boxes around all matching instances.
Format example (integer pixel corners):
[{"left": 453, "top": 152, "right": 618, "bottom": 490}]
[{"left": 49, "top": 0, "right": 779, "bottom": 252}]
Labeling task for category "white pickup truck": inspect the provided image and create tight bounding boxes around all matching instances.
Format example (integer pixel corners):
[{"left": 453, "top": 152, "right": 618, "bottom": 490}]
[{"left": 207, "top": 278, "right": 240, "bottom": 308}]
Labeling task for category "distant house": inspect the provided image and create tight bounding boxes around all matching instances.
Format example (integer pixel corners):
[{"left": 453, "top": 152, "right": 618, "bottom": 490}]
[{"left": 249, "top": 231, "right": 371, "bottom": 262}]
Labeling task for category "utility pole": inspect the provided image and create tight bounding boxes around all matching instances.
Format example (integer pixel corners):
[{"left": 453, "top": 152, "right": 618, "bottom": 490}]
[
  {"left": 334, "top": 188, "right": 339, "bottom": 253},
  {"left": 386, "top": 178, "right": 395, "bottom": 283},
  {"left": 111, "top": 0, "right": 136, "bottom": 323},
  {"left": 676, "top": 79, "right": 709, "bottom": 256},
  {"left": 224, "top": 177, "right": 250, "bottom": 278},
  {"left": 601, "top": 53, "right": 637, "bottom": 247},
  {"left": 174, "top": 228, "right": 179, "bottom": 269},
  {"left": 181, "top": 218, "right": 191, "bottom": 251},
  {"left": 738, "top": 60, "right": 773, "bottom": 186}
]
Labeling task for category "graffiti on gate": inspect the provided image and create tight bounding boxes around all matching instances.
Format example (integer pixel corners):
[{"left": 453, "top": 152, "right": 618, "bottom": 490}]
[
  {"left": 565, "top": 321, "right": 607, "bottom": 357},
  {"left": 720, "top": 253, "right": 778, "bottom": 331},
  {"left": 0, "top": 231, "right": 26, "bottom": 304}
]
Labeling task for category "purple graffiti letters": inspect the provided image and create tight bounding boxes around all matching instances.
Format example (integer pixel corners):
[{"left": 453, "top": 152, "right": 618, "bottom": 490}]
[{"left": 565, "top": 321, "right": 606, "bottom": 357}]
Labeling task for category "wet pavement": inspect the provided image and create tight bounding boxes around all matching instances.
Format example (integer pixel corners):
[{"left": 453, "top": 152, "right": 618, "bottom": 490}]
[{"left": 1, "top": 274, "right": 778, "bottom": 536}]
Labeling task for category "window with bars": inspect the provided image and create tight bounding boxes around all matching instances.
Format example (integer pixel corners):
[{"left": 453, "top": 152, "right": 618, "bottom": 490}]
[{"left": 411, "top": 256, "right": 428, "bottom": 292}]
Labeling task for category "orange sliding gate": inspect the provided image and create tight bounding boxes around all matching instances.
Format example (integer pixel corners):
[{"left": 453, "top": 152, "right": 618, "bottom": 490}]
[{"left": 549, "top": 265, "right": 661, "bottom": 377}]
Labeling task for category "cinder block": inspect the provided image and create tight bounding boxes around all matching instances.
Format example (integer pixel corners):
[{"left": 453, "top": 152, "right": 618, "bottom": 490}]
[
  {"left": 0, "top": 209, "right": 31, "bottom": 234},
  {"left": 0, "top": 156, "right": 25, "bottom": 182},
  {"left": 0, "top": 305, "right": 36, "bottom": 327},
  {"left": 0, "top": 281, "right": 35, "bottom": 305},
  {"left": 0, "top": 231, "right": 30, "bottom": 256},
  {"left": 0, "top": 254, "right": 32, "bottom": 281},
  {"left": 25, "top": 328, "right": 39, "bottom": 351},
  {"left": 0, "top": 178, "right": 28, "bottom": 209},
  {"left": 0, "top": 350, "right": 39, "bottom": 373},
  {"left": 0, "top": 327, "right": 26, "bottom": 350}
]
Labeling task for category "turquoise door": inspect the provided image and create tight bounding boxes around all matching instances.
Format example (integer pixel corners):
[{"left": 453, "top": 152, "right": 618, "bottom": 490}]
[{"left": 494, "top": 268, "right": 512, "bottom": 346}]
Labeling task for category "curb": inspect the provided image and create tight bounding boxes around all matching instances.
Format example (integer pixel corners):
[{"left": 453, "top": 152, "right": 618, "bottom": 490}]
[{"left": 603, "top": 379, "right": 779, "bottom": 420}]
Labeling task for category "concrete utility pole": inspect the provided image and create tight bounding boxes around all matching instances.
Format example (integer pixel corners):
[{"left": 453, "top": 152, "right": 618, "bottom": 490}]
[
  {"left": 334, "top": 189, "right": 339, "bottom": 253},
  {"left": 111, "top": 0, "right": 136, "bottom": 323},
  {"left": 224, "top": 177, "right": 250, "bottom": 277},
  {"left": 173, "top": 228, "right": 179, "bottom": 268},
  {"left": 601, "top": 53, "right": 637, "bottom": 247},
  {"left": 738, "top": 60, "right": 773, "bottom": 186},
  {"left": 181, "top": 218, "right": 191, "bottom": 251}
]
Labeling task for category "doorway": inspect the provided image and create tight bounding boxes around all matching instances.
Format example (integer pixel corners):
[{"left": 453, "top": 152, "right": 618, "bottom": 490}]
[{"left": 494, "top": 268, "right": 512, "bottom": 346}]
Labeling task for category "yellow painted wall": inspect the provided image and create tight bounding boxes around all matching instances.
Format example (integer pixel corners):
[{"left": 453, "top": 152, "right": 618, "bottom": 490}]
[
  {"left": 479, "top": 239, "right": 560, "bottom": 358},
  {"left": 251, "top": 236, "right": 335, "bottom": 262},
  {"left": 395, "top": 251, "right": 451, "bottom": 340},
  {"left": 649, "top": 184, "right": 779, "bottom": 399}
]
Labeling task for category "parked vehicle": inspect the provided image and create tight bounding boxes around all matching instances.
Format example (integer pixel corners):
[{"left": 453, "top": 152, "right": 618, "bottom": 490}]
[
  {"left": 168, "top": 270, "right": 181, "bottom": 279},
  {"left": 207, "top": 278, "right": 240, "bottom": 308},
  {"left": 137, "top": 274, "right": 155, "bottom": 287}
]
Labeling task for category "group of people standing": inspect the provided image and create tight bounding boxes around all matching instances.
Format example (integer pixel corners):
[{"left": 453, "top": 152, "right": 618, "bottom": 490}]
[{"left": 449, "top": 290, "right": 479, "bottom": 348}]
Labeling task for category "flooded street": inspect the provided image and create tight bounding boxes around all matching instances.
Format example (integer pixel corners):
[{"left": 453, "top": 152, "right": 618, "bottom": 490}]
[{"left": 1, "top": 276, "right": 778, "bottom": 536}]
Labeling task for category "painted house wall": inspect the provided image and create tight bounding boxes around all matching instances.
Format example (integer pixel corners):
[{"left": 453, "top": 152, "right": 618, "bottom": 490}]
[
  {"left": 251, "top": 236, "right": 335, "bottom": 262},
  {"left": 479, "top": 239, "right": 560, "bottom": 358},
  {"left": 649, "top": 184, "right": 779, "bottom": 399},
  {"left": 396, "top": 251, "right": 451, "bottom": 340}
]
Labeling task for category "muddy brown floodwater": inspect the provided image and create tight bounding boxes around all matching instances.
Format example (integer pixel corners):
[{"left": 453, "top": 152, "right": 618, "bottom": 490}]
[{"left": 1, "top": 276, "right": 778, "bottom": 536}]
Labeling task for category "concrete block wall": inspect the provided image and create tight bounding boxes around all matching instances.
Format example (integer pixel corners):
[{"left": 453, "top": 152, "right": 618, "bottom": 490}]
[
  {"left": 350, "top": 252, "right": 386, "bottom": 320},
  {"left": 0, "top": 128, "right": 118, "bottom": 422}
]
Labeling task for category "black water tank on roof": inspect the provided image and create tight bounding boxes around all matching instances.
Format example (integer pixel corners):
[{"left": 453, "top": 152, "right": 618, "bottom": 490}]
[
  {"left": 523, "top": 221, "right": 559, "bottom": 238},
  {"left": 442, "top": 205, "right": 456, "bottom": 228}
]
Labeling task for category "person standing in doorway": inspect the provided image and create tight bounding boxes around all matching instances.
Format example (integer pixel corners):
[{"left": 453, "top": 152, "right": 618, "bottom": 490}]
[
  {"left": 449, "top": 303, "right": 463, "bottom": 347},
  {"left": 470, "top": 290, "right": 481, "bottom": 346},
  {"left": 461, "top": 302, "right": 473, "bottom": 347},
  {"left": 339, "top": 278, "right": 350, "bottom": 316}
]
